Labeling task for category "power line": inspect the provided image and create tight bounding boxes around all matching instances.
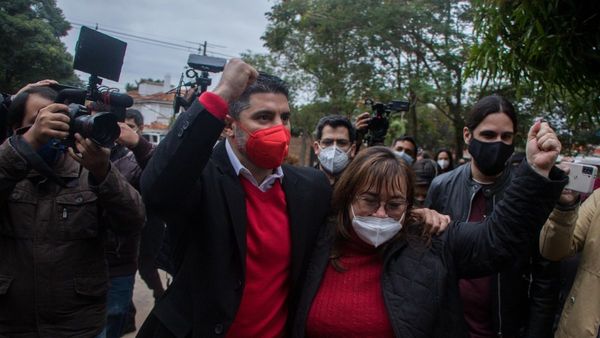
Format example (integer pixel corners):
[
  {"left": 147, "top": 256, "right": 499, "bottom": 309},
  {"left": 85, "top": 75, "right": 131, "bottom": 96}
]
[
  {"left": 185, "top": 40, "right": 226, "bottom": 49},
  {"left": 67, "top": 18, "right": 227, "bottom": 49},
  {"left": 68, "top": 21, "right": 238, "bottom": 58},
  {"left": 70, "top": 22, "right": 197, "bottom": 50}
]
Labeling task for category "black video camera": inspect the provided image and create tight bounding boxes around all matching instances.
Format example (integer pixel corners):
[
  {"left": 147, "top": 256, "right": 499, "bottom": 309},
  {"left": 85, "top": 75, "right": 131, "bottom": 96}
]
[
  {"left": 54, "top": 89, "right": 121, "bottom": 148},
  {"left": 52, "top": 27, "right": 132, "bottom": 149},
  {"left": 364, "top": 98, "right": 410, "bottom": 146},
  {"left": 173, "top": 54, "right": 227, "bottom": 114}
]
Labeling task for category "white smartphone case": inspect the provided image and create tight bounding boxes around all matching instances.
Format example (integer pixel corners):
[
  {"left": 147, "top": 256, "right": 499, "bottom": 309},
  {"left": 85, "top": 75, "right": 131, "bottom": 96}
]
[{"left": 565, "top": 163, "right": 598, "bottom": 193}]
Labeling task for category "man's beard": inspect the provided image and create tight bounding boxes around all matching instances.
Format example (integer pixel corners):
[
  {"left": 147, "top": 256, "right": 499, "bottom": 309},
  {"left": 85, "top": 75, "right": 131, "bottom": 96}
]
[{"left": 232, "top": 124, "right": 248, "bottom": 155}]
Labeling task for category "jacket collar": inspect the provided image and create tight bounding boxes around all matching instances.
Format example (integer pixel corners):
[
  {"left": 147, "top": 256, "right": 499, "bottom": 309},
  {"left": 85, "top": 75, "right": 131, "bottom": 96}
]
[
  {"left": 212, "top": 140, "right": 237, "bottom": 178},
  {"left": 460, "top": 162, "right": 513, "bottom": 195},
  {"left": 224, "top": 139, "right": 284, "bottom": 191},
  {"left": 27, "top": 153, "right": 81, "bottom": 179}
]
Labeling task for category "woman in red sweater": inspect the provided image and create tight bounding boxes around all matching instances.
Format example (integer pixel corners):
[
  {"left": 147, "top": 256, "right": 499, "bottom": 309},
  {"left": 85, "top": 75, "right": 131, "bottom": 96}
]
[{"left": 292, "top": 130, "right": 566, "bottom": 337}]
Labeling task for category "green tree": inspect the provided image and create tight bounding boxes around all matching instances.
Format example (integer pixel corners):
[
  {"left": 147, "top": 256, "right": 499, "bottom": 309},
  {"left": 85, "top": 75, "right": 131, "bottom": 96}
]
[
  {"left": 263, "top": 0, "right": 479, "bottom": 157},
  {"left": 469, "top": 0, "right": 600, "bottom": 125},
  {"left": 404, "top": 0, "right": 475, "bottom": 159},
  {"left": 0, "top": 0, "right": 77, "bottom": 92},
  {"left": 263, "top": 0, "right": 379, "bottom": 115},
  {"left": 416, "top": 103, "right": 455, "bottom": 153},
  {"left": 362, "top": 0, "right": 475, "bottom": 156}
]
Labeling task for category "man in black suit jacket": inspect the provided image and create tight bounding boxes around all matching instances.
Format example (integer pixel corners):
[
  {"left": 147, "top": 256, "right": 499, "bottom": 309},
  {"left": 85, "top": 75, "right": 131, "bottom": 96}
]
[{"left": 137, "top": 59, "right": 332, "bottom": 337}]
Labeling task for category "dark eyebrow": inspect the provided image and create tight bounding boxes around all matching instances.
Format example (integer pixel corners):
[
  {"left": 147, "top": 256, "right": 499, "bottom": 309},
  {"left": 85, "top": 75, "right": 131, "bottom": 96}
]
[{"left": 249, "top": 109, "right": 275, "bottom": 117}]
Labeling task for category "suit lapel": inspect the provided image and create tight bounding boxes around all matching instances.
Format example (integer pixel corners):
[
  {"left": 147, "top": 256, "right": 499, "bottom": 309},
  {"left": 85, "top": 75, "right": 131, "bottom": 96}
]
[
  {"left": 213, "top": 142, "right": 247, "bottom": 270},
  {"left": 281, "top": 167, "right": 307, "bottom": 283},
  {"left": 212, "top": 143, "right": 311, "bottom": 281}
]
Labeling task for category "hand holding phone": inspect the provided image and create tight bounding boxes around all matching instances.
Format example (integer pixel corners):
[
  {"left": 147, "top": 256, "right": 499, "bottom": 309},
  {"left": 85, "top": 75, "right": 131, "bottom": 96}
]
[{"left": 564, "top": 163, "right": 598, "bottom": 193}]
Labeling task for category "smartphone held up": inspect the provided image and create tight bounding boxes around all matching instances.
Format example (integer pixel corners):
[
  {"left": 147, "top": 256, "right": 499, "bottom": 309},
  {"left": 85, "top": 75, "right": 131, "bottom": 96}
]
[{"left": 564, "top": 162, "right": 598, "bottom": 194}]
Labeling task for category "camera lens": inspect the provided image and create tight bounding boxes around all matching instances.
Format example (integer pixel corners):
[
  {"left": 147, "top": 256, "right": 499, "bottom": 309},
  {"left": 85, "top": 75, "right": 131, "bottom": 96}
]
[
  {"left": 90, "top": 112, "right": 120, "bottom": 147},
  {"left": 72, "top": 112, "right": 120, "bottom": 148}
]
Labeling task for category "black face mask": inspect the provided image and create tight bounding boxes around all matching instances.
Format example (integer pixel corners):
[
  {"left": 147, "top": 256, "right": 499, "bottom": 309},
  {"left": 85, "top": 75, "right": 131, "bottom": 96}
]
[{"left": 468, "top": 138, "right": 514, "bottom": 177}]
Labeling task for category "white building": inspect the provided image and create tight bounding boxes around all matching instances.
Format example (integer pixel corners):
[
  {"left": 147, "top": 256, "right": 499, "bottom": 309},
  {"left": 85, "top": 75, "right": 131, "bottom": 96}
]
[{"left": 126, "top": 76, "right": 174, "bottom": 142}]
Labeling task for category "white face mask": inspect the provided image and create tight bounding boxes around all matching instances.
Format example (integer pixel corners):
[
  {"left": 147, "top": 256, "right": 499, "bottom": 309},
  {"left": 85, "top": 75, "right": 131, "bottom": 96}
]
[
  {"left": 437, "top": 159, "right": 449, "bottom": 170},
  {"left": 318, "top": 145, "right": 350, "bottom": 175},
  {"left": 351, "top": 206, "right": 405, "bottom": 248},
  {"left": 394, "top": 150, "right": 414, "bottom": 166}
]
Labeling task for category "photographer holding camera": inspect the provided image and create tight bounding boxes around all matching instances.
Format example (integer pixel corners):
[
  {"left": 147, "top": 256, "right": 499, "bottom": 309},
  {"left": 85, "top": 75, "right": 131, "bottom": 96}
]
[{"left": 0, "top": 84, "right": 145, "bottom": 337}]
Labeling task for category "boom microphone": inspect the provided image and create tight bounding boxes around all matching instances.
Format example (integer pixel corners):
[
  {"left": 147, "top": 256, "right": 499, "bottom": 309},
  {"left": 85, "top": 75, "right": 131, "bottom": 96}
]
[{"left": 98, "top": 92, "right": 133, "bottom": 108}]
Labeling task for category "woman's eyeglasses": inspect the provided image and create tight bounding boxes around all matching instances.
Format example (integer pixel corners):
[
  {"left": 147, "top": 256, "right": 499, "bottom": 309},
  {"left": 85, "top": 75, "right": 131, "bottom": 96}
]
[{"left": 355, "top": 194, "right": 408, "bottom": 216}]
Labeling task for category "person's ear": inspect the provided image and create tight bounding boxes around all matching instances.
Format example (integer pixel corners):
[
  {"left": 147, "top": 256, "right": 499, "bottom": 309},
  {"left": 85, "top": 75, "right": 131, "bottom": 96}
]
[
  {"left": 313, "top": 140, "right": 321, "bottom": 155},
  {"left": 463, "top": 126, "right": 471, "bottom": 145},
  {"left": 349, "top": 143, "right": 357, "bottom": 158},
  {"left": 223, "top": 115, "right": 235, "bottom": 138}
]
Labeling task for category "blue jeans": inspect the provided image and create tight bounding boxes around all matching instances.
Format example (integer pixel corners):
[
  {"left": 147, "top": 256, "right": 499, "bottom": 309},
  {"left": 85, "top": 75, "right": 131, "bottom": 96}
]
[{"left": 96, "top": 274, "right": 135, "bottom": 338}]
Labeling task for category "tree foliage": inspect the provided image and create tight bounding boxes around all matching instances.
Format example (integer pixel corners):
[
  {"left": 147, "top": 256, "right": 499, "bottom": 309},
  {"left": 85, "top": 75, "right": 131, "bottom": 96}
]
[
  {"left": 0, "top": 0, "right": 77, "bottom": 92},
  {"left": 469, "top": 0, "right": 600, "bottom": 124},
  {"left": 263, "top": 0, "right": 478, "bottom": 156},
  {"left": 259, "top": 0, "right": 597, "bottom": 157},
  {"left": 264, "top": 0, "right": 379, "bottom": 115}
]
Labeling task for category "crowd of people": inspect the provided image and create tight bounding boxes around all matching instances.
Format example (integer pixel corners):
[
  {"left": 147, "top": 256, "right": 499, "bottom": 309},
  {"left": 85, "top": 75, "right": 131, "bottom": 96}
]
[{"left": 0, "top": 58, "right": 598, "bottom": 338}]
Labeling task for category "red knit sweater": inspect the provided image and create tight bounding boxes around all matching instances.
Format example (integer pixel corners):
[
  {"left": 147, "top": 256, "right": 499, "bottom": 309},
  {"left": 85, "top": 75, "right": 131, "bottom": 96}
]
[
  {"left": 226, "top": 178, "right": 291, "bottom": 338},
  {"left": 306, "top": 239, "right": 395, "bottom": 337}
]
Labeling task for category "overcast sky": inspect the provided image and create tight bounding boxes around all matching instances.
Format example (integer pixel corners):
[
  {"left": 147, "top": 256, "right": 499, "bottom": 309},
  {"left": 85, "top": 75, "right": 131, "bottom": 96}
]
[{"left": 56, "top": 0, "right": 274, "bottom": 91}]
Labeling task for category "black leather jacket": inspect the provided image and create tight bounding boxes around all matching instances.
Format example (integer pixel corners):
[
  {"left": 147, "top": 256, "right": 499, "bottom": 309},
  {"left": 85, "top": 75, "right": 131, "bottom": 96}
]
[{"left": 426, "top": 162, "right": 561, "bottom": 338}]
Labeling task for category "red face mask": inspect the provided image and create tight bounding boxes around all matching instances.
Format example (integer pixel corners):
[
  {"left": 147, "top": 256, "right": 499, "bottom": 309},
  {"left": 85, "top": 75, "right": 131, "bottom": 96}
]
[{"left": 238, "top": 124, "right": 291, "bottom": 169}]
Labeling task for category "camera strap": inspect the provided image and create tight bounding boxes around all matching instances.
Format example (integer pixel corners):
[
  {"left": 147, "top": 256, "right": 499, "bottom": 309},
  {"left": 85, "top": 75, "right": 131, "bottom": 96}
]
[{"left": 9, "top": 135, "right": 67, "bottom": 187}]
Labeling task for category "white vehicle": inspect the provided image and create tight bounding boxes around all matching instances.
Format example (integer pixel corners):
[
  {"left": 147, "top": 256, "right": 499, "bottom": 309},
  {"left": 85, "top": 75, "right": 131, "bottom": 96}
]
[
  {"left": 574, "top": 156, "right": 600, "bottom": 167},
  {"left": 142, "top": 131, "right": 167, "bottom": 145}
]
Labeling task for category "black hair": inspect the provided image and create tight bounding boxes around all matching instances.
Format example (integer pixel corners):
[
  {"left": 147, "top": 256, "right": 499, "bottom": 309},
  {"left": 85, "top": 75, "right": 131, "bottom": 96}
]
[
  {"left": 125, "top": 109, "right": 144, "bottom": 127},
  {"left": 228, "top": 74, "right": 289, "bottom": 120},
  {"left": 391, "top": 136, "right": 417, "bottom": 154},
  {"left": 413, "top": 158, "right": 438, "bottom": 186},
  {"left": 8, "top": 86, "right": 57, "bottom": 129},
  {"left": 466, "top": 94, "right": 517, "bottom": 132},
  {"left": 421, "top": 150, "right": 432, "bottom": 160},
  {"left": 314, "top": 115, "right": 356, "bottom": 143}
]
